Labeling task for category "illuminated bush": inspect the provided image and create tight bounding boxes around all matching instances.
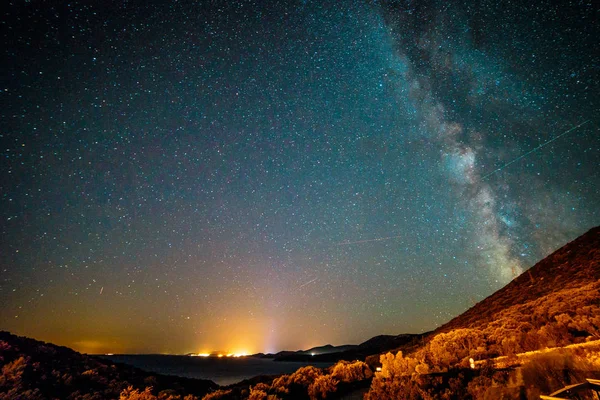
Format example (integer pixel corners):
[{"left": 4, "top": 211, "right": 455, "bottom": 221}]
[
  {"left": 423, "top": 329, "right": 486, "bottom": 370},
  {"left": 364, "top": 351, "right": 425, "bottom": 400},
  {"left": 247, "top": 388, "right": 268, "bottom": 400},
  {"left": 269, "top": 375, "right": 291, "bottom": 395},
  {"left": 307, "top": 374, "right": 338, "bottom": 400},
  {"left": 0, "top": 357, "right": 28, "bottom": 387},
  {"left": 269, "top": 365, "right": 324, "bottom": 397},
  {"left": 381, "top": 351, "right": 421, "bottom": 378},
  {"left": 250, "top": 383, "right": 270, "bottom": 393},
  {"left": 120, "top": 386, "right": 157, "bottom": 400},
  {"left": 247, "top": 383, "right": 280, "bottom": 400},
  {"left": 330, "top": 360, "right": 372, "bottom": 382},
  {"left": 519, "top": 349, "right": 600, "bottom": 399},
  {"left": 201, "top": 389, "right": 233, "bottom": 400},
  {"left": 289, "top": 366, "right": 323, "bottom": 386}
]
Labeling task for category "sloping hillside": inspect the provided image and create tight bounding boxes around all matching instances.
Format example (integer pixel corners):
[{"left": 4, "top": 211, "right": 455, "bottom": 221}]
[
  {"left": 371, "top": 227, "right": 600, "bottom": 365},
  {"left": 437, "top": 226, "right": 600, "bottom": 334},
  {"left": 367, "top": 227, "right": 599, "bottom": 360},
  {"left": 0, "top": 331, "right": 217, "bottom": 400},
  {"left": 360, "top": 227, "right": 600, "bottom": 399}
]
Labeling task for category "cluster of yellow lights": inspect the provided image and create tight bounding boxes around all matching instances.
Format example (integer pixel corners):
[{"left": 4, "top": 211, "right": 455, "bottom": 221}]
[{"left": 190, "top": 352, "right": 247, "bottom": 358}]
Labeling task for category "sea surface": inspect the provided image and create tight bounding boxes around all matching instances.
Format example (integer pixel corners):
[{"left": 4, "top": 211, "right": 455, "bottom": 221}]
[{"left": 99, "top": 354, "right": 335, "bottom": 386}]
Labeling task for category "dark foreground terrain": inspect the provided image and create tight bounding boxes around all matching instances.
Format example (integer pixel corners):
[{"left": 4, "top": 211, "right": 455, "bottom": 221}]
[
  {"left": 2, "top": 227, "right": 600, "bottom": 399},
  {"left": 0, "top": 331, "right": 217, "bottom": 400}
]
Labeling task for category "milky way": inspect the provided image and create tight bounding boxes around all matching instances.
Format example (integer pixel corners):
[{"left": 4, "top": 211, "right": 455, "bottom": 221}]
[{"left": 1, "top": 0, "right": 598, "bottom": 354}]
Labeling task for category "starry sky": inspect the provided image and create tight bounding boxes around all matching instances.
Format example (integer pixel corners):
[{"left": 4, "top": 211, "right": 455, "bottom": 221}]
[{"left": 1, "top": 0, "right": 598, "bottom": 355}]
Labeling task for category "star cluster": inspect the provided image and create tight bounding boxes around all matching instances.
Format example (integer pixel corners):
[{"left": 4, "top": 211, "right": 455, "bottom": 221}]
[{"left": 1, "top": 0, "right": 598, "bottom": 354}]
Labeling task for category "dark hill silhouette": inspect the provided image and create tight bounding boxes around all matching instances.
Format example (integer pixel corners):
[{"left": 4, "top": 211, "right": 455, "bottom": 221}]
[
  {"left": 304, "top": 343, "right": 357, "bottom": 354},
  {"left": 273, "top": 333, "right": 426, "bottom": 362},
  {"left": 254, "top": 344, "right": 357, "bottom": 359},
  {"left": 0, "top": 331, "right": 217, "bottom": 399}
]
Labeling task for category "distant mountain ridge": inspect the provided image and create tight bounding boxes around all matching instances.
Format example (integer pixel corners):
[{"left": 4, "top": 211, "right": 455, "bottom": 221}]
[
  {"left": 254, "top": 343, "right": 357, "bottom": 359},
  {"left": 270, "top": 333, "right": 426, "bottom": 362}
]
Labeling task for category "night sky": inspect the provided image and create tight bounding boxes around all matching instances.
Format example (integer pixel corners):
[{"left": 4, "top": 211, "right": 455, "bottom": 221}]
[{"left": 1, "top": 0, "right": 598, "bottom": 355}]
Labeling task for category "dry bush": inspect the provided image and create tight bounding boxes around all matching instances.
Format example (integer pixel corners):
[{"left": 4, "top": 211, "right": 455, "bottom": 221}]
[
  {"left": 201, "top": 389, "right": 233, "bottom": 400},
  {"left": 330, "top": 360, "right": 372, "bottom": 382},
  {"left": 247, "top": 388, "right": 268, "bottom": 400},
  {"left": 159, "top": 389, "right": 197, "bottom": 400},
  {"left": 307, "top": 374, "right": 338, "bottom": 400},
  {"left": 379, "top": 351, "right": 421, "bottom": 378},
  {"left": 257, "top": 361, "right": 371, "bottom": 399},
  {"left": 520, "top": 349, "right": 600, "bottom": 398},
  {"left": 0, "top": 387, "right": 44, "bottom": 400},
  {"left": 364, "top": 374, "right": 421, "bottom": 400},
  {"left": 466, "top": 376, "right": 523, "bottom": 400},
  {"left": 120, "top": 386, "right": 158, "bottom": 400},
  {"left": 247, "top": 383, "right": 280, "bottom": 400},
  {"left": 269, "top": 366, "right": 325, "bottom": 397},
  {"left": 119, "top": 385, "right": 198, "bottom": 400},
  {"left": 423, "top": 329, "right": 486, "bottom": 370},
  {"left": 364, "top": 352, "right": 426, "bottom": 400},
  {"left": 270, "top": 374, "right": 291, "bottom": 395},
  {"left": 0, "top": 357, "right": 29, "bottom": 389},
  {"left": 289, "top": 366, "right": 323, "bottom": 386},
  {"left": 250, "top": 383, "right": 270, "bottom": 393}
]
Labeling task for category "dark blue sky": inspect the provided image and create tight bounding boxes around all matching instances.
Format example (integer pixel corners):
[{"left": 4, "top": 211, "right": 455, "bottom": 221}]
[{"left": 1, "top": 0, "right": 598, "bottom": 354}]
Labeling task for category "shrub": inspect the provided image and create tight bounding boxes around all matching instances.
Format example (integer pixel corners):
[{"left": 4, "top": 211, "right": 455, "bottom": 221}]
[
  {"left": 0, "top": 356, "right": 29, "bottom": 389},
  {"left": 364, "top": 352, "right": 425, "bottom": 400},
  {"left": 424, "top": 329, "right": 486, "bottom": 370},
  {"left": 201, "top": 389, "right": 232, "bottom": 400},
  {"left": 307, "top": 375, "right": 338, "bottom": 400},
  {"left": 330, "top": 360, "right": 372, "bottom": 382},
  {"left": 247, "top": 388, "right": 268, "bottom": 400},
  {"left": 520, "top": 350, "right": 600, "bottom": 398},
  {"left": 120, "top": 386, "right": 157, "bottom": 400}
]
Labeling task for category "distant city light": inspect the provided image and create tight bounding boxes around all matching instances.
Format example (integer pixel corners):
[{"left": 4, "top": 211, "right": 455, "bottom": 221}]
[{"left": 188, "top": 351, "right": 247, "bottom": 358}]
